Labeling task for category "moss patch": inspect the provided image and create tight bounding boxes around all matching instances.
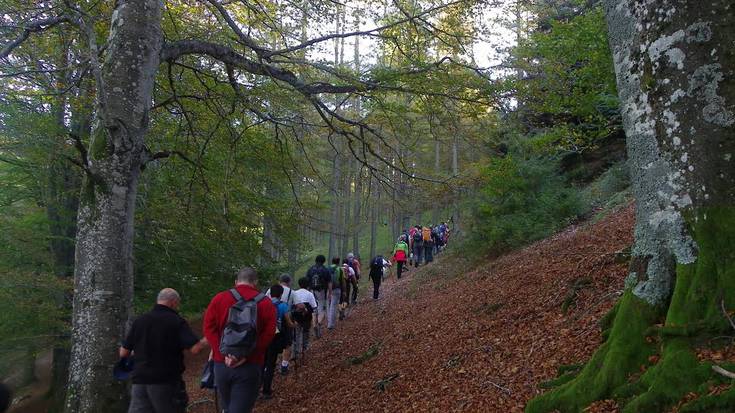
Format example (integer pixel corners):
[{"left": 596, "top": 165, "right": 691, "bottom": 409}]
[
  {"left": 527, "top": 207, "right": 735, "bottom": 412},
  {"left": 526, "top": 291, "right": 662, "bottom": 413}
]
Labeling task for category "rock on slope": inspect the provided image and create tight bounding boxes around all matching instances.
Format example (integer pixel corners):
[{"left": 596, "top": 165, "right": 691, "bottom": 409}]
[{"left": 185, "top": 204, "right": 635, "bottom": 413}]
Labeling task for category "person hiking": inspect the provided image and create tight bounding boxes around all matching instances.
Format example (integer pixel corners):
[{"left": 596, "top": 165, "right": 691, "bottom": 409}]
[
  {"left": 369, "top": 255, "right": 391, "bottom": 300},
  {"left": 423, "top": 225, "right": 435, "bottom": 264},
  {"left": 432, "top": 225, "right": 443, "bottom": 254},
  {"left": 203, "top": 267, "right": 276, "bottom": 413},
  {"left": 392, "top": 236, "right": 409, "bottom": 279},
  {"left": 120, "top": 288, "right": 207, "bottom": 413},
  {"left": 290, "top": 277, "right": 317, "bottom": 365},
  {"left": 341, "top": 260, "right": 355, "bottom": 317},
  {"left": 265, "top": 273, "right": 294, "bottom": 375},
  {"left": 305, "top": 255, "right": 331, "bottom": 338},
  {"left": 345, "top": 252, "right": 361, "bottom": 304},
  {"left": 408, "top": 226, "right": 417, "bottom": 265},
  {"left": 412, "top": 225, "right": 424, "bottom": 267},
  {"left": 327, "top": 257, "right": 346, "bottom": 330},
  {"left": 261, "top": 284, "right": 295, "bottom": 400}
]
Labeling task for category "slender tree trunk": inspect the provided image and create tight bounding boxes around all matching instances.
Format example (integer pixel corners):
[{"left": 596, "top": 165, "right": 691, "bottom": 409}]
[
  {"left": 65, "top": 2, "right": 163, "bottom": 412},
  {"left": 328, "top": 149, "right": 341, "bottom": 260},
  {"left": 340, "top": 156, "right": 352, "bottom": 259},
  {"left": 529, "top": 2, "right": 735, "bottom": 411}
]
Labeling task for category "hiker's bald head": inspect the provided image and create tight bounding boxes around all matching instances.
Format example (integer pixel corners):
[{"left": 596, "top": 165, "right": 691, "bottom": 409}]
[{"left": 157, "top": 288, "right": 180, "bottom": 309}]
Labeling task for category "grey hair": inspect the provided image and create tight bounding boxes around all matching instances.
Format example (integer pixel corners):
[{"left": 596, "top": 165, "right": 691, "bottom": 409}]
[
  {"left": 236, "top": 267, "right": 258, "bottom": 284},
  {"left": 279, "top": 273, "right": 292, "bottom": 284},
  {"left": 157, "top": 288, "right": 180, "bottom": 303}
]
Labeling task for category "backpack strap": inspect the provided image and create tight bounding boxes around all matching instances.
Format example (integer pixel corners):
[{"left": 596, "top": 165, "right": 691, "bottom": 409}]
[
  {"left": 253, "top": 292, "right": 266, "bottom": 303},
  {"left": 229, "top": 288, "right": 243, "bottom": 302}
]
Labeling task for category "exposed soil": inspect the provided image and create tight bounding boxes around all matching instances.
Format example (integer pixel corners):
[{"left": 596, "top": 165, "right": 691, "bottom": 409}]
[{"left": 184, "top": 204, "right": 636, "bottom": 412}]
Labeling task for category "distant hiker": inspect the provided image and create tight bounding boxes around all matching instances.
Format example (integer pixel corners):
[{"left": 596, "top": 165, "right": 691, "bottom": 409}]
[
  {"left": 432, "top": 225, "right": 443, "bottom": 254},
  {"left": 261, "top": 284, "right": 294, "bottom": 400},
  {"left": 369, "top": 255, "right": 391, "bottom": 299},
  {"left": 341, "top": 260, "right": 355, "bottom": 318},
  {"left": 423, "top": 226, "right": 435, "bottom": 263},
  {"left": 306, "top": 254, "right": 331, "bottom": 338},
  {"left": 266, "top": 273, "right": 294, "bottom": 308},
  {"left": 392, "top": 236, "right": 409, "bottom": 279},
  {"left": 327, "top": 257, "right": 346, "bottom": 329},
  {"left": 345, "top": 252, "right": 361, "bottom": 304},
  {"left": 412, "top": 225, "right": 424, "bottom": 267},
  {"left": 120, "top": 288, "right": 207, "bottom": 413},
  {"left": 291, "top": 277, "right": 317, "bottom": 364},
  {"left": 203, "top": 267, "right": 276, "bottom": 413}
]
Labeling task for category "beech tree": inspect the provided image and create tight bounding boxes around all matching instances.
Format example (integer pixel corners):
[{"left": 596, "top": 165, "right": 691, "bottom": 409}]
[{"left": 528, "top": 1, "right": 734, "bottom": 411}]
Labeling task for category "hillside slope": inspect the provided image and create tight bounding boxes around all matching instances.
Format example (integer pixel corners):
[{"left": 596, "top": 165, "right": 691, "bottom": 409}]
[{"left": 186, "top": 204, "right": 635, "bottom": 412}]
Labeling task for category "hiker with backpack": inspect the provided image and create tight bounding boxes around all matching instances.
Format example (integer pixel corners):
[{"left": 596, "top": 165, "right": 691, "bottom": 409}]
[
  {"left": 261, "top": 284, "right": 294, "bottom": 400},
  {"left": 306, "top": 255, "right": 331, "bottom": 338},
  {"left": 412, "top": 225, "right": 424, "bottom": 267},
  {"left": 119, "top": 288, "right": 207, "bottom": 413},
  {"left": 369, "top": 255, "right": 391, "bottom": 299},
  {"left": 290, "top": 277, "right": 317, "bottom": 365},
  {"left": 266, "top": 273, "right": 295, "bottom": 375},
  {"left": 345, "top": 252, "right": 361, "bottom": 305},
  {"left": 327, "top": 257, "right": 346, "bottom": 329},
  {"left": 392, "top": 236, "right": 409, "bottom": 279},
  {"left": 423, "top": 225, "right": 435, "bottom": 263},
  {"left": 202, "top": 267, "right": 276, "bottom": 413},
  {"left": 341, "top": 260, "right": 355, "bottom": 318}
]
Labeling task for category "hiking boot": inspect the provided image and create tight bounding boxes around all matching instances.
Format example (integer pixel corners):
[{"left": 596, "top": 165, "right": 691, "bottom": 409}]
[{"left": 280, "top": 365, "right": 289, "bottom": 376}]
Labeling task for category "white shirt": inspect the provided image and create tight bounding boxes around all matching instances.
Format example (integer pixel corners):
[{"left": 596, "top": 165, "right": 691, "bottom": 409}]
[
  {"left": 292, "top": 288, "right": 317, "bottom": 309},
  {"left": 381, "top": 258, "right": 391, "bottom": 276},
  {"left": 266, "top": 284, "right": 294, "bottom": 307},
  {"left": 343, "top": 265, "right": 355, "bottom": 279}
]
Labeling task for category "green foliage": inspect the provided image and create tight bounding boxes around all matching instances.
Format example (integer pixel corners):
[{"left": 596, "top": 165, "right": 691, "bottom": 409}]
[
  {"left": 513, "top": 6, "right": 619, "bottom": 152},
  {"left": 466, "top": 155, "right": 584, "bottom": 254}
]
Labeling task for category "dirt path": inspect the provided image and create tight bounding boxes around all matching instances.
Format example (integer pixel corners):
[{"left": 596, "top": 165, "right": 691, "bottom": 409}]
[{"left": 184, "top": 204, "right": 635, "bottom": 412}]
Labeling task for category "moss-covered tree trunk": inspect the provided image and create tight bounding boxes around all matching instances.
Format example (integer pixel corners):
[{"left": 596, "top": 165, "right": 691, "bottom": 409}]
[
  {"left": 64, "top": 1, "right": 162, "bottom": 412},
  {"left": 528, "top": 1, "right": 735, "bottom": 412}
]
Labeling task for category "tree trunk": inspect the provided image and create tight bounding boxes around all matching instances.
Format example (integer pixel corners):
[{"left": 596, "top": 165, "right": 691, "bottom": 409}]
[
  {"left": 352, "top": 164, "right": 363, "bottom": 257},
  {"left": 528, "top": 1, "right": 735, "bottom": 412},
  {"left": 328, "top": 149, "right": 341, "bottom": 260},
  {"left": 65, "top": 2, "right": 163, "bottom": 412},
  {"left": 340, "top": 156, "right": 352, "bottom": 259}
]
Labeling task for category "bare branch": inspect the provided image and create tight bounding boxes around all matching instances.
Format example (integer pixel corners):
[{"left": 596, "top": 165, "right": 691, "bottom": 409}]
[{"left": 0, "top": 16, "right": 69, "bottom": 59}]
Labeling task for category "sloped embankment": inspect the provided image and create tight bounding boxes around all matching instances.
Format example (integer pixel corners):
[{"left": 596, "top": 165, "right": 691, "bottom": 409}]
[{"left": 186, "top": 204, "right": 635, "bottom": 412}]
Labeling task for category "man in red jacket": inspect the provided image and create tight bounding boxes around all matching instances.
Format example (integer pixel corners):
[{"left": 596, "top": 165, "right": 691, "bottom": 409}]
[{"left": 203, "top": 267, "right": 276, "bottom": 413}]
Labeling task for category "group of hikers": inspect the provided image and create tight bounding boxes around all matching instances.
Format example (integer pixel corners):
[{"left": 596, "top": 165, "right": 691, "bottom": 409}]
[{"left": 116, "top": 222, "right": 450, "bottom": 413}]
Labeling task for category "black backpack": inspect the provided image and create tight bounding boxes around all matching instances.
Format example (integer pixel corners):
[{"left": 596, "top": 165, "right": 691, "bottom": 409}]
[
  {"left": 219, "top": 289, "right": 266, "bottom": 358},
  {"left": 412, "top": 231, "right": 423, "bottom": 244},
  {"left": 370, "top": 256, "right": 383, "bottom": 278},
  {"left": 292, "top": 302, "right": 313, "bottom": 325},
  {"left": 307, "top": 265, "right": 324, "bottom": 291}
]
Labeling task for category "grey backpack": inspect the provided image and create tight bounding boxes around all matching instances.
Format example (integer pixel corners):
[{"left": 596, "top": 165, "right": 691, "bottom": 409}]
[{"left": 219, "top": 289, "right": 266, "bottom": 358}]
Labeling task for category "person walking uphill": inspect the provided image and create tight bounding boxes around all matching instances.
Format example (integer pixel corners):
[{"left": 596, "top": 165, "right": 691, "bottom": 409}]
[
  {"left": 261, "top": 284, "right": 294, "bottom": 400},
  {"left": 327, "top": 257, "right": 346, "bottom": 329},
  {"left": 203, "top": 267, "right": 276, "bottom": 413},
  {"left": 412, "top": 225, "right": 423, "bottom": 267},
  {"left": 392, "top": 236, "right": 409, "bottom": 279},
  {"left": 120, "top": 288, "right": 207, "bottom": 413},
  {"left": 369, "top": 255, "right": 391, "bottom": 300},
  {"left": 306, "top": 255, "right": 331, "bottom": 338}
]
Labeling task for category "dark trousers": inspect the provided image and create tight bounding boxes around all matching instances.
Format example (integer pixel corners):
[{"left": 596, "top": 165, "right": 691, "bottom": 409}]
[
  {"left": 413, "top": 244, "right": 422, "bottom": 267},
  {"left": 396, "top": 261, "right": 405, "bottom": 279},
  {"left": 372, "top": 276, "right": 381, "bottom": 299},
  {"left": 262, "top": 343, "right": 282, "bottom": 395},
  {"left": 424, "top": 244, "right": 434, "bottom": 263},
  {"left": 345, "top": 277, "right": 358, "bottom": 304},
  {"left": 129, "top": 381, "right": 186, "bottom": 413},
  {"left": 214, "top": 362, "right": 261, "bottom": 413}
]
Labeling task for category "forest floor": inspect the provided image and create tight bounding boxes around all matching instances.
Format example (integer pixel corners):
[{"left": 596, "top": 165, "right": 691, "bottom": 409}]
[{"left": 184, "top": 203, "right": 636, "bottom": 413}]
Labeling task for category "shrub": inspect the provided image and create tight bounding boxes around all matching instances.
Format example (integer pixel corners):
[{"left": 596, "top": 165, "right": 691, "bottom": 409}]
[{"left": 466, "top": 156, "right": 584, "bottom": 255}]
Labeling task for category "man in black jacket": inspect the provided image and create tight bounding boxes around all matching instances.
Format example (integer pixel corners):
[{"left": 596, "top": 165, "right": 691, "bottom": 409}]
[
  {"left": 305, "top": 255, "right": 331, "bottom": 338},
  {"left": 119, "top": 288, "right": 207, "bottom": 413}
]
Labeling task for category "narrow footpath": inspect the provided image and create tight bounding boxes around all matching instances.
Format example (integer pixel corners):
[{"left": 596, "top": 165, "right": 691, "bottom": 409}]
[{"left": 185, "top": 204, "right": 636, "bottom": 413}]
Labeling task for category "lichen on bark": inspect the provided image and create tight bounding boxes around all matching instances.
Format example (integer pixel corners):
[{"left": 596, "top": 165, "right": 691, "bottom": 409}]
[{"left": 526, "top": 1, "right": 735, "bottom": 411}]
